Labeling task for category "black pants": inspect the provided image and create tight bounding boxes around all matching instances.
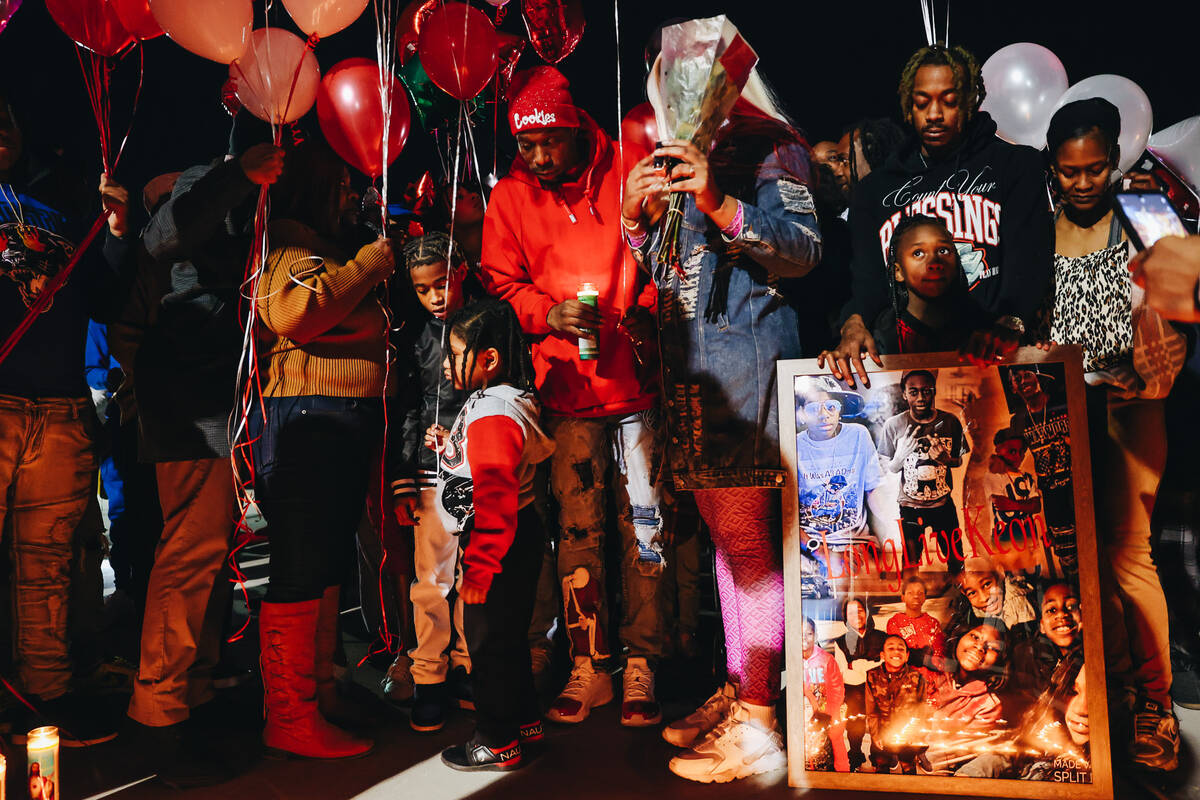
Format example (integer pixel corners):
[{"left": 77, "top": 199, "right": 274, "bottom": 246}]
[
  {"left": 250, "top": 396, "right": 382, "bottom": 603},
  {"left": 844, "top": 683, "right": 867, "bottom": 767},
  {"left": 899, "top": 501, "right": 963, "bottom": 574},
  {"left": 465, "top": 504, "right": 545, "bottom": 746}
]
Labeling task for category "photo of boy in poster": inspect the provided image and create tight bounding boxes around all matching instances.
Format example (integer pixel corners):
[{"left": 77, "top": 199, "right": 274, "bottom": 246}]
[
  {"left": 794, "top": 377, "right": 891, "bottom": 593},
  {"left": 877, "top": 369, "right": 969, "bottom": 574},
  {"left": 986, "top": 427, "right": 1048, "bottom": 575},
  {"left": 1002, "top": 365, "right": 1077, "bottom": 579}
]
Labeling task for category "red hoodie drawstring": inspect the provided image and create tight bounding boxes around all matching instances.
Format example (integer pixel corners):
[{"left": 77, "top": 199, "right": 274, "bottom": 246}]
[{"left": 553, "top": 187, "right": 578, "bottom": 224}]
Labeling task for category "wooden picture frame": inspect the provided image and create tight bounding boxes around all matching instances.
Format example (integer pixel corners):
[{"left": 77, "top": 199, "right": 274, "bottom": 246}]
[{"left": 777, "top": 346, "right": 1112, "bottom": 799}]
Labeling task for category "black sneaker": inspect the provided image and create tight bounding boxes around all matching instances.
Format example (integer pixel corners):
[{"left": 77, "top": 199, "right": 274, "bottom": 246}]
[
  {"left": 450, "top": 666, "right": 475, "bottom": 710},
  {"left": 519, "top": 719, "right": 544, "bottom": 743},
  {"left": 127, "top": 720, "right": 235, "bottom": 789},
  {"left": 1170, "top": 649, "right": 1200, "bottom": 710},
  {"left": 1129, "top": 697, "right": 1180, "bottom": 772},
  {"left": 441, "top": 737, "right": 522, "bottom": 772},
  {"left": 10, "top": 694, "right": 119, "bottom": 747},
  {"left": 410, "top": 682, "right": 448, "bottom": 733}
]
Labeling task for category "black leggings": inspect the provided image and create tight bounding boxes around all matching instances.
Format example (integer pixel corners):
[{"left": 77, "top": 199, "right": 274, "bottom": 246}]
[
  {"left": 466, "top": 504, "right": 545, "bottom": 746},
  {"left": 251, "top": 396, "right": 382, "bottom": 603}
]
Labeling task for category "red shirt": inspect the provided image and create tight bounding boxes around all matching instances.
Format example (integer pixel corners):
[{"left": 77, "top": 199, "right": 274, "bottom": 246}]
[{"left": 886, "top": 611, "right": 946, "bottom": 658}]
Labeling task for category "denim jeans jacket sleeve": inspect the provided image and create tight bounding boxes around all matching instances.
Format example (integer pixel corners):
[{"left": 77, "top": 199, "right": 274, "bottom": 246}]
[{"left": 631, "top": 141, "right": 822, "bottom": 489}]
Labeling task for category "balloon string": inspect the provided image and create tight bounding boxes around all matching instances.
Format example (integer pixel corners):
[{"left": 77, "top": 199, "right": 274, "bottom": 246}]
[
  {"left": 74, "top": 46, "right": 112, "bottom": 175},
  {"left": 919, "top": 0, "right": 935, "bottom": 46},
  {"left": 370, "top": 0, "right": 401, "bottom": 658},
  {"left": 374, "top": 0, "right": 398, "bottom": 231},
  {"left": 613, "top": 0, "right": 627, "bottom": 309},
  {"left": 278, "top": 46, "right": 308, "bottom": 126},
  {"left": 110, "top": 44, "right": 145, "bottom": 173},
  {"left": 460, "top": 104, "right": 487, "bottom": 211},
  {"left": 434, "top": 102, "right": 466, "bottom": 427},
  {"left": 228, "top": 177, "right": 273, "bottom": 595}
]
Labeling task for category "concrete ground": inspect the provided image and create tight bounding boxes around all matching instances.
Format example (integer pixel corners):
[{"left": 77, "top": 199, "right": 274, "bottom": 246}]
[{"left": 2, "top": 532, "right": 1196, "bottom": 799}]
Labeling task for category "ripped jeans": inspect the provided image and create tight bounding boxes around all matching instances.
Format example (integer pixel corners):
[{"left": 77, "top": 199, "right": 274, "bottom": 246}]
[
  {"left": 0, "top": 394, "right": 97, "bottom": 700},
  {"left": 545, "top": 411, "right": 665, "bottom": 663}
]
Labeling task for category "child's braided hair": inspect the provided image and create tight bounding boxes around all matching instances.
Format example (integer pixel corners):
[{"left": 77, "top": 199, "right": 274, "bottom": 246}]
[
  {"left": 402, "top": 231, "right": 463, "bottom": 272},
  {"left": 445, "top": 297, "right": 536, "bottom": 393}
]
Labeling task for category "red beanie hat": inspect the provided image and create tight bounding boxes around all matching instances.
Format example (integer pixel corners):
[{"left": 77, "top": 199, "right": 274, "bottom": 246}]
[{"left": 508, "top": 66, "right": 580, "bottom": 135}]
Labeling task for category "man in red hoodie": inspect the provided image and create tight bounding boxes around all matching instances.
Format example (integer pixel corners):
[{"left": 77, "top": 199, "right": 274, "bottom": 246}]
[{"left": 482, "top": 67, "right": 665, "bottom": 728}]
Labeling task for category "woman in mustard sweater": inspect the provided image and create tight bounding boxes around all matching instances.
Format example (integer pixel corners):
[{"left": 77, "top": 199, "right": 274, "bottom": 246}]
[{"left": 249, "top": 141, "right": 395, "bottom": 759}]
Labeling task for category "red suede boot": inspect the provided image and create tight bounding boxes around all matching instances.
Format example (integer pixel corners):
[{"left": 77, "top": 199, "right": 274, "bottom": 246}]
[
  {"left": 315, "top": 586, "right": 376, "bottom": 729},
  {"left": 259, "top": 599, "right": 373, "bottom": 759}
]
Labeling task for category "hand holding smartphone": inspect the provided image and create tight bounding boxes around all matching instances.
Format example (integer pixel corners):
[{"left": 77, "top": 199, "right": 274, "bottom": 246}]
[{"left": 1114, "top": 189, "right": 1189, "bottom": 250}]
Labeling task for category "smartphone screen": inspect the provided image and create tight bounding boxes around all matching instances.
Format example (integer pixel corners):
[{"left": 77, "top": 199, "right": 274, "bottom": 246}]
[{"left": 1114, "top": 190, "right": 1188, "bottom": 250}]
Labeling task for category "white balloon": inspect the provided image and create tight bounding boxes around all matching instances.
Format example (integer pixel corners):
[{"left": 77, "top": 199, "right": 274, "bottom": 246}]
[
  {"left": 1149, "top": 116, "right": 1200, "bottom": 194},
  {"left": 230, "top": 28, "right": 321, "bottom": 125},
  {"left": 980, "top": 43, "right": 1068, "bottom": 147},
  {"left": 1052, "top": 75, "right": 1153, "bottom": 173}
]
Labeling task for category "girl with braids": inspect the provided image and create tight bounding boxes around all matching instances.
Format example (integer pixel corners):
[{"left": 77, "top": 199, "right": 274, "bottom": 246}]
[
  {"left": 427, "top": 297, "right": 555, "bottom": 772},
  {"left": 871, "top": 213, "right": 973, "bottom": 354}
]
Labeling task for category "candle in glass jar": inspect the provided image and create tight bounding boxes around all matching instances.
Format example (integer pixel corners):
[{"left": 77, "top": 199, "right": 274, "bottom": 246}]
[
  {"left": 26, "top": 726, "right": 59, "bottom": 800},
  {"left": 1, "top": 750, "right": 7, "bottom": 800}
]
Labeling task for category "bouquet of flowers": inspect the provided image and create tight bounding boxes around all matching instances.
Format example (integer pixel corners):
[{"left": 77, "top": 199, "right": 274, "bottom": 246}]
[{"left": 653, "top": 16, "right": 758, "bottom": 272}]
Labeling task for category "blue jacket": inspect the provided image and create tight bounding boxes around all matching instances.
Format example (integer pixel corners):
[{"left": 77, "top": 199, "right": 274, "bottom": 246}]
[{"left": 634, "top": 133, "right": 822, "bottom": 489}]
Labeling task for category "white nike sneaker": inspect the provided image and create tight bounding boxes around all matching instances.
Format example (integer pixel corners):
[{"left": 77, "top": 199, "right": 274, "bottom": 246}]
[
  {"left": 547, "top": 657, "right": 613, "bottom": 724},
  {"left": 661, "top": 681, "right": 736, "bottom": 747},
  {"left": 668, "top": 701, "right": 787, "bottom": 784}
]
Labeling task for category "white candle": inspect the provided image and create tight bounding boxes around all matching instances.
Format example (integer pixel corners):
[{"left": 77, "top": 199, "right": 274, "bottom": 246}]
[{"left": 25, "top": 726, "right": 59, "bottom": 800}]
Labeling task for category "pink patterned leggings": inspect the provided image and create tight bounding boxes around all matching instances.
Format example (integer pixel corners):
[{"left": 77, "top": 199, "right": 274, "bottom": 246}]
[{"left": 693, "top": 488, "right": 784, "bottom": 705}]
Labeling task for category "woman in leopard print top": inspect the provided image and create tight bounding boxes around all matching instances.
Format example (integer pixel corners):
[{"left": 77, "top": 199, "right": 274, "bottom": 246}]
[{"left": 1045, "top": 97, "right": 1185, "bottom": 772}]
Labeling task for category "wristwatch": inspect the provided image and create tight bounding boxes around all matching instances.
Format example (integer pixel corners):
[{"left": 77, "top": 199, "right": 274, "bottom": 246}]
[{"left": 995, "top": 315, "right": 1026, "bottom": 336}]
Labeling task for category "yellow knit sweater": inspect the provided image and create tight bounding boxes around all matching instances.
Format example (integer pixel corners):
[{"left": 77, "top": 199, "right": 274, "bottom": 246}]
[{"left": 256, "top": 220, "right": 393, "bottom": 397}]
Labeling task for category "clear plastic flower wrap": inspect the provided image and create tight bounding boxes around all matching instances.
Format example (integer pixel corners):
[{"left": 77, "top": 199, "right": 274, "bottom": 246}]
[{"left": 653, "top": 16, "right": 757, "bottom": 272}]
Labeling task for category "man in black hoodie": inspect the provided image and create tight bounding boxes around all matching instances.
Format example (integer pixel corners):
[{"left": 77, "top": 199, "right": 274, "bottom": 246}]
[{"left": 822, "top": 45, "right": 1053, "bottom": 386}]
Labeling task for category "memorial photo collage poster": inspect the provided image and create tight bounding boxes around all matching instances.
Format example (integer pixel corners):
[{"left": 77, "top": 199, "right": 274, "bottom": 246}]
[{"left": 777, "top": 347, "right": 1112, "bottom": 799}]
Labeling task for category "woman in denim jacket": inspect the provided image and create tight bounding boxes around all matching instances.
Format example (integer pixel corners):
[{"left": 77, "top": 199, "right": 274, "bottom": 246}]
[{"left": 622, "top": 64, "right": 822, "bottom": 783}]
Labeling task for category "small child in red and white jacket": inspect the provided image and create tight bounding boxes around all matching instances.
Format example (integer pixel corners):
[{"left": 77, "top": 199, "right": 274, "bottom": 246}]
[{"left": 427, "top": 298, "right": 554, "bottom": 773}]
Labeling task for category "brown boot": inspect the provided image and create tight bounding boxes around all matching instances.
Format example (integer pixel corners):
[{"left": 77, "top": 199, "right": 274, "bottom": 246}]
[
  {"left": 260, "top": 599, "right": 373, "bottom": 759},
  {"left": 315, "top": 586, "right": 376, "bottom": 729}
]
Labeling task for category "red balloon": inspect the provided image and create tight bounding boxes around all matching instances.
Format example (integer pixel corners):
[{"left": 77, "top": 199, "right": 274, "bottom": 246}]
[
  {"left": 417, "top": 2, "right": 497, "bottom": 101},
  {"left": 317, "top": 57, "right": 412, "bottom": 179},
  {"left": 46, "top": 0, "right": 135, "bottom": 56},
  {"left": 621, "top": 102, "right": 658, "bottom": 168},
  {"left": 111, "top": 0, "right": 162, "bottom": 40},
  {"left": 495, "top": 32, "right": 526, "bottom": 96},
  {"left": 521, "top": 0, "right": 583, "bottom": 65},
  {"left": 395, "top": 0, "right": 437, "bottom": 65}
]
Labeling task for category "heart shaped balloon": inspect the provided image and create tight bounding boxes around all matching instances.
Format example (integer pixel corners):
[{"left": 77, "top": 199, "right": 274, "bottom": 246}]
[{"left": 521, "top": 0, "right": 583, "bottom": 65}]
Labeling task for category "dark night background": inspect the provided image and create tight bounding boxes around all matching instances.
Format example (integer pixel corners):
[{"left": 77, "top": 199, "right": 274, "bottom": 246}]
[{"left": 1, "top": 0, "right": 1197, "bottom": 201}]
